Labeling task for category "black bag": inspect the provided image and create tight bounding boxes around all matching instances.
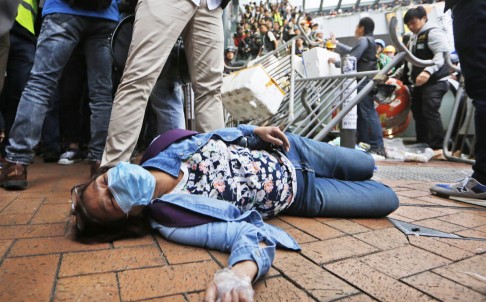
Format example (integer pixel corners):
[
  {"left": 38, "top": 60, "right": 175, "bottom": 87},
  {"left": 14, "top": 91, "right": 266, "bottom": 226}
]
[{"left": 63, "top": 0, "right": 112, "bottom": 11}]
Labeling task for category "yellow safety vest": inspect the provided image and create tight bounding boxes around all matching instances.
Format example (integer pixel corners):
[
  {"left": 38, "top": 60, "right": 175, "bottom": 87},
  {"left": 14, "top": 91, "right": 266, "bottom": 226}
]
[{"left": 16, "top": 0, "right": 38, "bottom": 35}]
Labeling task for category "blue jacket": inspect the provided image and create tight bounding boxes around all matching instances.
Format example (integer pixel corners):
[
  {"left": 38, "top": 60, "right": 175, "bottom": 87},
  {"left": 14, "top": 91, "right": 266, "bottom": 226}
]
[
  {"left": 142, "top": 125, "right": 301, "bottom": 281},
  {"left": 42, "top": 0, "right": 119, "bottom": 22}
]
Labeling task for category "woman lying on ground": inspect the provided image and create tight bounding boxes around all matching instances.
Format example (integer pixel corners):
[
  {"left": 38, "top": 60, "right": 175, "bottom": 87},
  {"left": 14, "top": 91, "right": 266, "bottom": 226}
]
[{"left": 67, "top": 125, "right": 399, "bottom": 302}]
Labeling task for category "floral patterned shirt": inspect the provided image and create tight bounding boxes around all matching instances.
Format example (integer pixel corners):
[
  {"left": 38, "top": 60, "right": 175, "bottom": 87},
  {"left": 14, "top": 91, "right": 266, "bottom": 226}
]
[{"left": 170, "top": 139, "right": 297, "bottom": 219}]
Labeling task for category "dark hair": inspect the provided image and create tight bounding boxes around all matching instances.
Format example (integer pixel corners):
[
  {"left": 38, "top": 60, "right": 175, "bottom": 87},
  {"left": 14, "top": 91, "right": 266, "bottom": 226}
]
[
  {"left": 66, "top": 166, "right": 151, "bottom": 244},
  {"left": 403, "top": 6, "right": 427, "bottom": 24},
  {"left": 358, "top": 17, "right": 375, "bottom": 35}
]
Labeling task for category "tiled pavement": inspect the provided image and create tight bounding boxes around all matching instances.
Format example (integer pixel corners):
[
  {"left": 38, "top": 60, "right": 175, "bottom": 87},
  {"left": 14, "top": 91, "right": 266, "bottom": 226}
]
[{"left": 0, "top": 157, "right": 485, "bottom": 301}]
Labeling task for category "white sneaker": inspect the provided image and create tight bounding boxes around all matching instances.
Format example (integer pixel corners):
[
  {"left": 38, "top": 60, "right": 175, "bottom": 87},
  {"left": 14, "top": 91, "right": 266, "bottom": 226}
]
[
  {"left": 430, "top": 177, "right": 486, "bottom": 200},
  {"left": 58, "top": 149, "right": 82, "bottom": 165}
]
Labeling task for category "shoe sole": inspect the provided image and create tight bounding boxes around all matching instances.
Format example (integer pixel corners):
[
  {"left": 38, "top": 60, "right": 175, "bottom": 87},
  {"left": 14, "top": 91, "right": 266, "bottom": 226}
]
[
  {"left": 2, "top": 180, "right": 27, "bottom": 190},
  {"left": 430, "top": 190, "right": 486, "bottom": 200},
  {"left": 58, "top": 159, "right": 81, "bottom": 165}
]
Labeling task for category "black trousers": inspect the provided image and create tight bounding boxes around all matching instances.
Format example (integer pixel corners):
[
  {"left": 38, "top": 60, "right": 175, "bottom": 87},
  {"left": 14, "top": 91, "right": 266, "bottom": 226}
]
[
  {"left": 411, "top": 80, "right": 449, "bottom": 150},
  {"left": 453, "top": 0, "right": 486, "bottom": 183}
]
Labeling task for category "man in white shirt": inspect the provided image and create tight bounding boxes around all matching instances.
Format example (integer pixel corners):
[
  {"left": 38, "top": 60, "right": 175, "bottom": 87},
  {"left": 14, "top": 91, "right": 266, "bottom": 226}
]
[{"left": 101, "top": 0, "right": 230, "bottom": 167}]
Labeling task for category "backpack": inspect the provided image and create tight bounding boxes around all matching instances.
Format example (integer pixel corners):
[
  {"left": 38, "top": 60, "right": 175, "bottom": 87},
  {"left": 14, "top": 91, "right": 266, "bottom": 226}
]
[{"left": 62, "top": 0, "right": 112, "bottom": 11}]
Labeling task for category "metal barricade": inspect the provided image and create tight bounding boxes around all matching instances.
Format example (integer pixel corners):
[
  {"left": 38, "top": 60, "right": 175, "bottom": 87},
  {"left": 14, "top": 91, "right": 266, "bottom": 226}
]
[
  {"left": 442, "top": 53, "right": 476, "bottom": 164},
  {"left": 226, "top": 17, "right": 439, "bottom": 145}
]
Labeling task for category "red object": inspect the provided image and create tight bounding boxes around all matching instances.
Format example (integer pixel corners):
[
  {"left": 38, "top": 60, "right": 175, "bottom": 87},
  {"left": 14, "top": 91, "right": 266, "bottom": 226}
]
[{"left": 375, "top": 78, "right": 411, "bottom": 137}]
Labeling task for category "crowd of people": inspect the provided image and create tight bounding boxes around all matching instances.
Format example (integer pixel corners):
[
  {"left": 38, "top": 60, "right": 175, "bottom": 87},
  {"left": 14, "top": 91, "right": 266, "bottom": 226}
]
[{"left": 0, "top": 0, "right": 484, "bottom": 300}]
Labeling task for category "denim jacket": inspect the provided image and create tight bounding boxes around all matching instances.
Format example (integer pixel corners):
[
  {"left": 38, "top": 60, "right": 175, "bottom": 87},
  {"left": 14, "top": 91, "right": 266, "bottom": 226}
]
[{"left": 142, "top": 125, "right": 301, "bottom": 281}]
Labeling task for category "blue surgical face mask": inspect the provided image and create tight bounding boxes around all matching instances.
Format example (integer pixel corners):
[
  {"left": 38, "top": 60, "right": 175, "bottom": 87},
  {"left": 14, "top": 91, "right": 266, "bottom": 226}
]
[{"left": 107, "top": 162, "right": 156, "bottom": 214}]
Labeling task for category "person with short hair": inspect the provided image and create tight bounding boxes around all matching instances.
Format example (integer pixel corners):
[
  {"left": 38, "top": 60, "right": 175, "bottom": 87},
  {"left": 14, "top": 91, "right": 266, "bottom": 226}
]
[
  {"left": 393, "top": 6, "right": 451, "bottom": 151},
  {"left": 330, "top": 17, "right": 385, "bottom": 157}
]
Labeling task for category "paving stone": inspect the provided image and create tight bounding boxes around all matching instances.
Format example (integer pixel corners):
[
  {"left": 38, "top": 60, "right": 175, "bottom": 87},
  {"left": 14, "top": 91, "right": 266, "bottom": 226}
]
[
  {"left": 54, "top": 273, "right": 119, "bottom": 301},
  {"left": 0, "top": 240, "right": 13, "bottom": 259},
  {"left": 323, "top": 219, "right": 370, "bottom": 235},
  {"left": 387, "top": 212, "right": 414, "bottom": 222},
  {"left": 474, "top": 224, "right": 486, "bottom": 233},
  {"left": 59, "top": 245, "right": 166, "bottom": 276},
  {"left": 349, "top": 218, "right": 393, "bottom": 230},
  {"left": 155, "top": 236, "right": 212, "bottom": 264},
  {"left": 267, "top": 217, "right": 293, "bottom": 229},
  {"left": 273, "top": 250, "right": 358, "bottom": 300},
  {"left": 113, "top": 235, "right": 156, "bottom": 248},
  {"left": 359, "top": 245, "right": 451, "bottom": 279},
  {"left": 454, "top": 228, "right": 486, "bottom": 239},
  {"left": 413, "top": 218, "right": 466, "bottom": 233},
  {"left": 0, "top": 254, "right": 58, "bottom": 302},
  {"left": 42, "top": 193, "right": 72, "bottom": 204},
  {"left": 432, "top": 254, "right": 486, "bottom": 295},
  {"left": 434, "top": 238, "right": 486, "bottom": 254},
  {"left": 392, "top": 205, "right": 445, "bottom": 221},
  {"left": 0, "top": 223, "right": 65, "bottom": 240},
  {"left": 118, "top": 261, "right": 219, "bottom": 301},
  {"left": 408, "top": 236, "right": 474, "bottom": 261},
  {"left": 140, "top": 295, "right": 187, "bottom": 302},
  {"left": 353, "top": 227, "right": 408, "bottom": 250},
  {"left": 325, "top": 258, "right": 434, "bottom": 302},
  {"left": 253, "top": 277, "right": 317, "bottom": 301},
  {"left": 31, "top": 203, "right": 70, "bottom": 224},
  {"left": 207, "top": 250, "right": 228, "bottom": 267},
  {"left": 417, "top": 195, "right": 473, "bottom": 207},
  {"left": 0, "top": 192, "right": 16, "bottom": 211},
  {"left": 438, "top": 212, "right": 486, "bottom": 228},
  {"left": 334, "top": 293, "right": 377, "bottom": 301},
  {"left": 0, "top": 197, "right": 43, "bottom": 214},
  {"left": 396, "top": 189, "right": 431, "bottom": 198},
  {"left": 284, "top": 227, "right": 319, "bottom": 244},
  {"left": 0, "top": 213, "right": 34, "bottom": 225},
  {"left": 278, "top": 216, "right": 344, "bottom": 240},
  {"left": 301, "top": 236, "right": 378, "bottom": 264},
  {"left": 9, "top": 236, "right": 109, "bottom": 256},
  {"left": 402, "top": 271, "right": 485, "bottom": 301}
]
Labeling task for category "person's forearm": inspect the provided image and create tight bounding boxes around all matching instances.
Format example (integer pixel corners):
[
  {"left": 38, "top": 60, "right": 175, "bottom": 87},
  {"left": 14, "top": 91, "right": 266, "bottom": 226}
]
[{"left": 231, "top": 260, "right": 258, "bottom": 282}]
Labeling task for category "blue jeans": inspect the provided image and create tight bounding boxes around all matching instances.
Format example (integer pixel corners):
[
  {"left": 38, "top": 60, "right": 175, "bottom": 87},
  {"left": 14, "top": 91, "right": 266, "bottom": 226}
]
[
  {"left": 283, "top": 133, "right": 399, "bottom": 218},
  {"left": 0, "top": 28, "right": 36, "bottom": 155},
  {"left": 5, "top": 14, "right": 116, "bottom": 164},
  {"left": 150, "top": 62, "right": 185, "bottom": 134},
  {"left": 357, "top": 80, "right": 384, "bottom": 149}
]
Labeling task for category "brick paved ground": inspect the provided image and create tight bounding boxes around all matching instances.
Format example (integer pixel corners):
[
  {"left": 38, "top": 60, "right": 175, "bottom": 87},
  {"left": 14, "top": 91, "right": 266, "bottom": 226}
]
[{"left": 0, "top": 157, "right": 485, "bottom": 301}]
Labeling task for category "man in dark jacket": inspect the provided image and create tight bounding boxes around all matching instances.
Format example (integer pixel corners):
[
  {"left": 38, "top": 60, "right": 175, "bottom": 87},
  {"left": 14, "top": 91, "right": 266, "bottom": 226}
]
[
  {"left": 430, "top": 0, "right": 486, "bottom": 199},
  {"left": 330, "top": 17, "right": 384, "bottom": 156},
  {"left": 393, "top": 6, "right": 450, "bottom": 150}
]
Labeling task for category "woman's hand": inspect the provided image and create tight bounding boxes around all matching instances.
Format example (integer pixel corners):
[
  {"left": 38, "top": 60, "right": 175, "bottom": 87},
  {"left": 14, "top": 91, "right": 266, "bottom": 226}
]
[
  {"left": 203, "top": 261, "right": 257, "bottom": 302},
  {"left": 254, "top": 126, "right": 290, "bottom": 152}
]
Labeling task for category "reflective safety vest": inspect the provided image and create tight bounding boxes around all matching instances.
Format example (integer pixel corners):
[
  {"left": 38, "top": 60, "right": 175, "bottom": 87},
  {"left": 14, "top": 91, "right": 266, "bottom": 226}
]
[{"left": 16, "top": 0, "right": 38, "bottom": 35}]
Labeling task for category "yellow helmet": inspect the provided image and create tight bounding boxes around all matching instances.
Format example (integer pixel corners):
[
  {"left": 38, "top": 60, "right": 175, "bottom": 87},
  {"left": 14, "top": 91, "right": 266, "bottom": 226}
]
[
  {"left": 325, "top": 40, "right": 336, "bottom": 49},
  {"left": 384, "top": 45, "right": 396, "bottom": 53}
]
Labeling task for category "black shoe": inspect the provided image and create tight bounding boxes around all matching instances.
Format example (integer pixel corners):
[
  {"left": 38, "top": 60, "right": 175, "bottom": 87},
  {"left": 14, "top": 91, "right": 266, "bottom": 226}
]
[
  {"left": 368, "top": 147, "right": 386, "bottom": 158},
  {"left": 43, "top": 151, "right": 60, "bottom": 163}
]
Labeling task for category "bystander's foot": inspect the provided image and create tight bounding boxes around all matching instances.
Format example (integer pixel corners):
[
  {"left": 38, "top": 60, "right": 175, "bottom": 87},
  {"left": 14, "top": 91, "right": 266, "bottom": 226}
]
[{"left": 430, "top": 177, "right": 486, "bottom": 200}]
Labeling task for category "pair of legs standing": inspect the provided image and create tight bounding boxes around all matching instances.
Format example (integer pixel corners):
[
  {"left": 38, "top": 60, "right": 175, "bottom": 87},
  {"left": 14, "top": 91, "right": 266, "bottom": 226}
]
[
  {"left": 411, "top": 81, "right": 448, "bottom": 150},
  {"left": 102, "top": 0, "right": 225, "bottom": 167},
  {"left": 357, "top": 80, "right": 385, "bottom": 154},
  {"left": 0, "top": 14, "right": 115, "bottom": 189}
]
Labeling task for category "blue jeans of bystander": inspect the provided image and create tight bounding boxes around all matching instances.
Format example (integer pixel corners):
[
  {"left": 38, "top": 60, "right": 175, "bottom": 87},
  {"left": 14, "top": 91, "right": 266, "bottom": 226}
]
[{"left": 5, "top": 13, "right": 116, "bottom": 164}]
